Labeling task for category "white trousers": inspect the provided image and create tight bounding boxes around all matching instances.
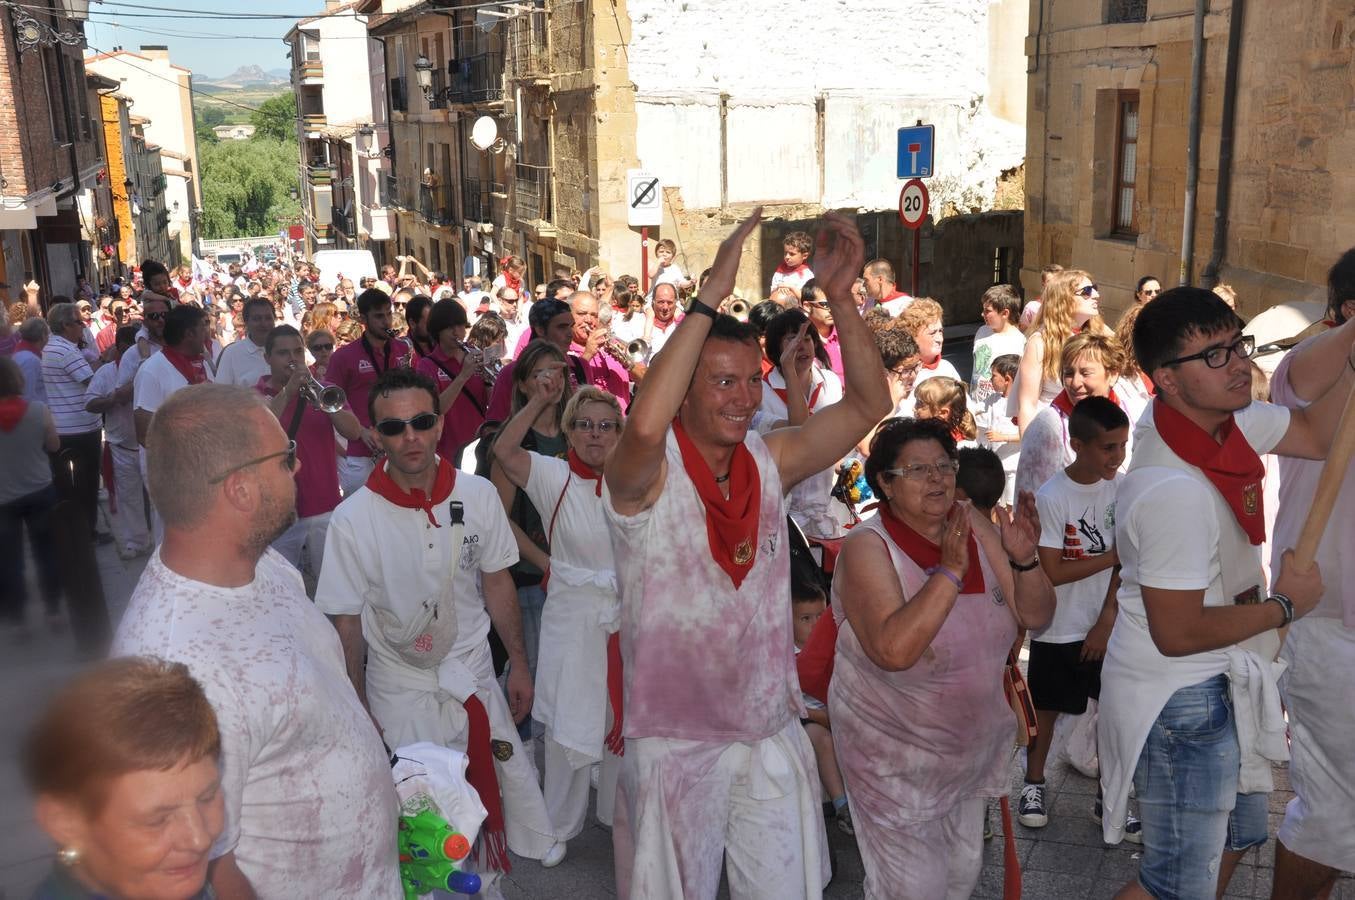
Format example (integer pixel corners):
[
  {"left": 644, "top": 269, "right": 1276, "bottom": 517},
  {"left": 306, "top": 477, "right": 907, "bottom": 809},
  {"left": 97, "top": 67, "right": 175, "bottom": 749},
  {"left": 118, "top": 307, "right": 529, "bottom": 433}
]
[
  {"left": 271, "top": 512, "right": 331, "bottom": 575},
  {"left": 612, "top": 718, "right": 830, "bottom": 900},
  {"left": 109, "top": 443, "right": 150, "bottom": 552},
  {"left": 542, "top": 734, "right": 619, "bottom": 842},
  {"left": 338, "top": 455, "right": 375, "bottom": 497}
]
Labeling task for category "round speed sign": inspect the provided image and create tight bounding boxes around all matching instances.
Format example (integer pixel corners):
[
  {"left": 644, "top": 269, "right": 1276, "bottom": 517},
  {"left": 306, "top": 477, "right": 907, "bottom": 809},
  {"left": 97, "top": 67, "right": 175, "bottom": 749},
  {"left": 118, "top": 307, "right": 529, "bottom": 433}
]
[{"left": 898, "top": 178, "right": 929, "bottom": 230}]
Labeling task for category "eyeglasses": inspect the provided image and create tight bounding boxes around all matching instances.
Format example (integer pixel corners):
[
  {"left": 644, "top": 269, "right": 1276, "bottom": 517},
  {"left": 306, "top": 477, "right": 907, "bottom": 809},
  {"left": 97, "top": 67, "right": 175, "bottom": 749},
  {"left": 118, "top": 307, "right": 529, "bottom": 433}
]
[
  {"left": 1140, "top": 287, "right": 1161, "bottom": 296},
  {"left": 803, "top": 300, "right": 830, "bottom": 310},
  {"left": 145, "top": 311, "right": 166, "bottom": 321},
  {"left": 882, "top": 460, "right": 960, "bottom": 481},
  {"left": 889, "top": 364, "right": 919, "bottom": 382},
  {"left": 1076, "top": 284, "right": 1099, "bottom": 298},
  {"left": 569, "top": 418, "right": 620, "bottom": 434},
  {"left": 310, "top": 343, "right": 334, "bottom": 353},
  {"left": 1163, "top": 334, "right": 1256, "bottom": 369},
  {"left": 374, "top": 412, "right": 439, "bottom": 436},
  {"left": 208, "top": 441, "right": 297, "bottom": 484}
]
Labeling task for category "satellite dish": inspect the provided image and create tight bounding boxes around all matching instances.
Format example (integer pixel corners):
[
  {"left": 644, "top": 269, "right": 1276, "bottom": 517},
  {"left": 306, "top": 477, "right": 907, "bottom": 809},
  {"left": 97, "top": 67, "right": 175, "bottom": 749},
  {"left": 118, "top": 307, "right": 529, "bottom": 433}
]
[{"left": 470, "top": 117, "right": 498, "bottom": 152}]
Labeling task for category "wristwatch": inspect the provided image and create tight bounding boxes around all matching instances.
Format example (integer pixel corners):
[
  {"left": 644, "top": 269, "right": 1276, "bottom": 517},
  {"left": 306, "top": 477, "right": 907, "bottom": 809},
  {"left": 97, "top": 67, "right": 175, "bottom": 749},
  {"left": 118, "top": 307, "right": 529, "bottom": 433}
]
[
  {"left": 1264, "top": 593, "right": 1294, "bottom": 626},
  {"left": 1009, "top": 555, "right": 1041, "bottom": 572}
]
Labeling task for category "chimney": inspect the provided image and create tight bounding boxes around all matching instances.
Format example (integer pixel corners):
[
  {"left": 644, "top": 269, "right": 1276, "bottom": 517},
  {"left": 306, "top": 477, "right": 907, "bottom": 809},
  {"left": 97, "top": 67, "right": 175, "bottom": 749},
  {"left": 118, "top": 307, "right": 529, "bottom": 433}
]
[{"left": 139, "top": 45, "right": 170, "bottom": 61}]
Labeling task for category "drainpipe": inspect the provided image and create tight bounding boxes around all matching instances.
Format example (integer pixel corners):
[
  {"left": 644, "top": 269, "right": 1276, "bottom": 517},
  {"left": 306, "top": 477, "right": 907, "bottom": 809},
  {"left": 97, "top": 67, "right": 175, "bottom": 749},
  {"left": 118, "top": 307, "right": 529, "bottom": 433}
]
[
  {"left": 1201, "top": 0, "right": 1244, "bottom": 289},
  {"left": 1178, "top": 0, "right": 1206, "bottom": 286}
]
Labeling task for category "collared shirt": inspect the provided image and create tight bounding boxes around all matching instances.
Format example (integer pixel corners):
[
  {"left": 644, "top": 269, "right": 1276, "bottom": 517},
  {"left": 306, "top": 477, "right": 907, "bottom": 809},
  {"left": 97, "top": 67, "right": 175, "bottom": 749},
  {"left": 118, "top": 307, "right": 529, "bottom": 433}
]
[
  {"left": 255, "top": 376, "right": 345, "bottom": 518},
  {"left": 215, "top": 336, "right": 270, "bottom": 386},
  {"left": 41, "top": 334, "right": 100, "bottom": 434},
  {"left": 87, "top": 358, "right": 136, "bottom": 448},
  {"left": 14, "top": 349, "right": 44, "bottom": 403},
  {"left": 325, "top": 335, "right": 412, "bottom": 458},
  {"left": 819, "top": 325, "right": 844, "bottom": 381}
]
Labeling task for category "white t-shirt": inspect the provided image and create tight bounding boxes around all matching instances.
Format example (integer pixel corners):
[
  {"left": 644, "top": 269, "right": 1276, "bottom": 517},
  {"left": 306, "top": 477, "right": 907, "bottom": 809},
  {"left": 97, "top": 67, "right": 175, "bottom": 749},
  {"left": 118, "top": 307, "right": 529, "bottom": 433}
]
[
  {"left": 1035, "top": 470, "right": 1119, "bottom": 643},
  {"left": 213, "top": 336, "right": 269, "bottom": 387},
  {"left": 976, "top": 392, "right": 1020, "bottom": 506},
  {"left": 133, "top": 350, "right": 195, "bottom": 418},
  {"left": 112, "top": 550, "right": 401, "bottom": 898},
  {"left": 315, "top": 468, "right": 518, "bottom": 659},
  {"left": 86, "top": 359, "right": 135, "bottom": 448},
  {"left": 115, "top": 337, "right": 160, "bottom": 393},
  {"left": 912, "top": 357, "right": 963, "bottom": 389},
  {"left": 651, "top": 261, "right": 687, "bottom": 294},
  {"left": 970, "top": 326, "right": 1026, "bottom": 404}
]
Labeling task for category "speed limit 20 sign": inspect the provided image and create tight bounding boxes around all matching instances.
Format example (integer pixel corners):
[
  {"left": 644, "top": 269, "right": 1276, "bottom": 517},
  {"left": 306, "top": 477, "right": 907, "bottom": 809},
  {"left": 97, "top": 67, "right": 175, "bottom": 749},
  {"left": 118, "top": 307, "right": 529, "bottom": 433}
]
[{"left": 898, "top": 178, "right": 929, "bottom": 230}]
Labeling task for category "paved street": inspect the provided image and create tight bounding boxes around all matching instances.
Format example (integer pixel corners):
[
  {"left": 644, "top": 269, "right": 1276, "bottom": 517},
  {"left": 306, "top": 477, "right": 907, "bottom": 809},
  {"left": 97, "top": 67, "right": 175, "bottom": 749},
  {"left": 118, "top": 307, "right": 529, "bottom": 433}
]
[{"left": 1, "top": 522, "right": 1352, "bottom": 899}]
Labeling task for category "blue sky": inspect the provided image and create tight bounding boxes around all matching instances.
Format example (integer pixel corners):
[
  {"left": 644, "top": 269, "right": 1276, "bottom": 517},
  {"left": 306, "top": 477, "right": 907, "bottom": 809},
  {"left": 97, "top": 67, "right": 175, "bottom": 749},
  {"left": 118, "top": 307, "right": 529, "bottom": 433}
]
[{"left": 84, "top": 0, "right": 305, "bottom": 80}]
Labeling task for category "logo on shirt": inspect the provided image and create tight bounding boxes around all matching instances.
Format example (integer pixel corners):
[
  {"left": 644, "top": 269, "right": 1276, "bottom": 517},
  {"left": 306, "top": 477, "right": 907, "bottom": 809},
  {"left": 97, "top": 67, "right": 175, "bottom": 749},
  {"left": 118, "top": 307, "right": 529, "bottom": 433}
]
[
  {"left": 991, "top": 586, "right": 1007, "bottom": 606},
  {"left": 1063, "top": 505, "right": 1109, "bottom": 560},
  {"left": 357, "top": 359, "right": 374, "bottom": 373}
]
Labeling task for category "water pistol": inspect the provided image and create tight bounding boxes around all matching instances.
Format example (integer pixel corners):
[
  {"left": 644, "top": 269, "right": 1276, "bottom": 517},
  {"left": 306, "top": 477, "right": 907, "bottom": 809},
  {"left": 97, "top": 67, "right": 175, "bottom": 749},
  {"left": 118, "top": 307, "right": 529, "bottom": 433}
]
[
  {"left": 398, "top": 808, "right": 481, "bottom": 898},
  {"left": 831, "top": 459, "right": 872, "bottom": 506}
]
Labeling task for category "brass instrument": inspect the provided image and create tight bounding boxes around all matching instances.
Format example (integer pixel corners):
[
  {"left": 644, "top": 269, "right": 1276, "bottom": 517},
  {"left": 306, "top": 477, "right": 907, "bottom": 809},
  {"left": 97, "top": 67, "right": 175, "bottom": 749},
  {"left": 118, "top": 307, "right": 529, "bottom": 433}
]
[
  {"left": 289, "top": 362, "right": 347, "bottom": 413},
  {"left": 727, "top": 298, "right": 750, "bottom": 322},
  {"left": 625, "top": 338, "right": 651, "bottom": 364},
  {"left": 598, "top": 330, "right": 648, "bottom": 369}
]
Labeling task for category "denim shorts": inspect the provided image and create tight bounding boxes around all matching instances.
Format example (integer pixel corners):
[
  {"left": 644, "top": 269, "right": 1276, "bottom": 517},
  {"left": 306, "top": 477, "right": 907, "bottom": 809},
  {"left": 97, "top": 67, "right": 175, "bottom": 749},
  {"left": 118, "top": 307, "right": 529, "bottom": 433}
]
[{"left": 1132, "top": 674, "right": 1269, "bottom": 900}]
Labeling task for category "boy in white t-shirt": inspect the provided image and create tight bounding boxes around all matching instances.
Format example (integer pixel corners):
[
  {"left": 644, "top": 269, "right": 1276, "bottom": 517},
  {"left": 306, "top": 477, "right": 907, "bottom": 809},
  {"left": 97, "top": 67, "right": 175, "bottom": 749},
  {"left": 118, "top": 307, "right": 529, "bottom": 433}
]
[
  {"left": 1020, "top": 397, "right": 1134, "bottom": 839},
  {"left": 976, "top": 354, "right": 1021, "bottom": 506},
  {"left": 769, "top": 231, "right": 815, "bottom": 296},
  {"left": 971, "top": 285, "right": 1027, "bottom": 404},
  {"left": 648, "top": 238, "right": 692, "bottom": 296}
]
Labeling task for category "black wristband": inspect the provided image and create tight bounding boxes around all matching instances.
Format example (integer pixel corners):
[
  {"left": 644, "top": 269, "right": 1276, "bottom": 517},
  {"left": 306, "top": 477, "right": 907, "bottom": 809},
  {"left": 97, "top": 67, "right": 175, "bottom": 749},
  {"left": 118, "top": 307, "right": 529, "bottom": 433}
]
[
  {"left": 1009, "top": 555, "right": 1041, "bottom": 572},
  {"left": 1265, "top": 593, "right": 1294, "bottom": 626},
  {"left": 687, "top": 299, "right": 718, "bottom": 320}
]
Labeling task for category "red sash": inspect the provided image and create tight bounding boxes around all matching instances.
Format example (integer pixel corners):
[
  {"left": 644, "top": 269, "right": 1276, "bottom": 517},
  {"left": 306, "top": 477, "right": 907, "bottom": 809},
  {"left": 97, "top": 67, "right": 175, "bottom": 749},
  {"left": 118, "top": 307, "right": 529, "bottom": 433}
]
[
  {"left": 461, "top": 695, "right": 510, "bottom": 873},
  {"left": 1152, "top": 398, "right": 1266, "bottom": 545},
  {"left": 878, "top": 502, "right": 985, "bottom": 593},
  {"left": 567, "top": 449, "right": 603, "bottom": 497},
  {"left": 365, "top": 456, "right": 456, "bottom": 527},
  {"left": 673, "top": 419, "right": 761, "bottom": 588},
  {"left": 161, "top": 346, "right": 208, "bottom": 385}
]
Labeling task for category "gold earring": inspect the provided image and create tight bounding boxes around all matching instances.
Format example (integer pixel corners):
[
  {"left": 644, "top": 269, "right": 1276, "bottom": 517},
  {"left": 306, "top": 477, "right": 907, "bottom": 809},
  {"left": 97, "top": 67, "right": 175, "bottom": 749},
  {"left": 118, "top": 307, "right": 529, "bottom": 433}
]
[{"left": 58, "top": 847, "right": 81, "bottom": 866}]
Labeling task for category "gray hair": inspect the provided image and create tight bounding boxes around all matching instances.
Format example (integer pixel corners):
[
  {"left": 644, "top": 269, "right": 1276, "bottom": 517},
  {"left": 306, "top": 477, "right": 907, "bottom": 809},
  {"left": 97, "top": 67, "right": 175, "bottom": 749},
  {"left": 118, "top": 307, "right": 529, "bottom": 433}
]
[
  {"left": 18, "top": 317, "right": 49, "bottom": 342},
  {"left": 146, "top": 384, "right": 269, "bottom": 529},
  {"left": 46, "top": 302, "right": 78, "bottom": 334}
]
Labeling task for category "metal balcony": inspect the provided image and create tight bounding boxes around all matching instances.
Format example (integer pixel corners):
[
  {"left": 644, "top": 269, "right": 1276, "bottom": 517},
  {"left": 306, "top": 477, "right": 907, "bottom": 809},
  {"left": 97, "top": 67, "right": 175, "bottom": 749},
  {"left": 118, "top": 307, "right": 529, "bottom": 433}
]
[
  {"left": 463, "top": 176, "right": 490, "bottom": 223},
  {"left": 514, "top": 163, "right": 551, "bottom": 224},
  {"left": 419, "top": 180, "right": 454, "bottom": 226},
  {"left": 448, "top": 52, "right": 504, "bottom": 105}
]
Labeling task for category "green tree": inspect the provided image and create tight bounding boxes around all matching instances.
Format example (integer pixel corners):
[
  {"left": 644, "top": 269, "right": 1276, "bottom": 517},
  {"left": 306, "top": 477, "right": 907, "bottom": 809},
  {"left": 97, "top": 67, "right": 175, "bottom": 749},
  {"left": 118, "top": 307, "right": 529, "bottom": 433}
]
[
  {"left": 199, "top": 137, "right": 300, "bottom": 239},
  {"left": 195, "top": 121, "right": 219, "bottom": 147},
  {"left": 199, "top": 105, "right": 227, "bottom": 127},
  {"left": 250, "top": 92, "right": 297, "bottom": 143}
]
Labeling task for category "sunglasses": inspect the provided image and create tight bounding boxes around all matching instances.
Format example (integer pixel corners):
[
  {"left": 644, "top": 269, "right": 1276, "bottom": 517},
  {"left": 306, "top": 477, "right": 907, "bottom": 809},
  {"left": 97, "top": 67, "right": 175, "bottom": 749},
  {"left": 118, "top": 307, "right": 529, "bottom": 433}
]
[
  {"left": 374, "top": 412, "right": 439, "bottom": 436},
  {"left": 310, "top": 343, "right": 334, "bottom": 353},
  {"left": 1076, "top": 284, "right": 1099, "bottom": 298},
  {"left": 208, "top": 441, "right": 297, "bottom": 484},
  {"left": 145, "top": 311, "right": 166, "bottom": 321}
]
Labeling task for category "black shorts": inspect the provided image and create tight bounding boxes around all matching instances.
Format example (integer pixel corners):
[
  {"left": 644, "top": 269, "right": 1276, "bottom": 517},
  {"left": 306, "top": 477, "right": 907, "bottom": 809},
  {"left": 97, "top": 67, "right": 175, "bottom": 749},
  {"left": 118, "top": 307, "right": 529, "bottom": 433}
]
[{"left": 1027, "top": 639, "right": 1102, "bottom": 715}]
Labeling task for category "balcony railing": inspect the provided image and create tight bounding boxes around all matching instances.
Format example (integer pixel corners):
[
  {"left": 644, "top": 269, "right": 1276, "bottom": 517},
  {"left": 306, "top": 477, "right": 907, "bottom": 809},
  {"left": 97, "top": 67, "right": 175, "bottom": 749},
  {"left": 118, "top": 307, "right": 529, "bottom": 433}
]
[
  {"left": 419, "top": 180, "right": 454, "bottom": 226},
  {"left": 463, "top": 177, "right": 490, "bottom": 222},
  {"left": 385, "top": 172, "right": 418, "bottom": 211},
  {"left": 514, "top": 163, "right": 551, "bottom": 223},
  {"left": 448, "top": 52, "right": 504, "bottom": 105},
  {"left": 507, "top": 10, "right": 549, "bottom": 81},
  {"left": 302, "top": 112, "right": 327, "bottom": 128},
  {"left": 331, "top": 204, "right": 354, "bottom": 238},
  {"left": 427, "top": 69, "right": 448, "bottom": 110}
]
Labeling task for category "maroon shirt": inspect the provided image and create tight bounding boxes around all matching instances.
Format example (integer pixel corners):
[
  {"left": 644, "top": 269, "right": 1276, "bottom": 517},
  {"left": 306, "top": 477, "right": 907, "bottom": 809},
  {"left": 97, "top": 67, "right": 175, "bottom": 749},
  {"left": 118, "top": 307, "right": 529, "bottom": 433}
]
[
  {"left": 324, "top": 335, "right": 411, "bottom": 458},
  {"left": 254, "top": 376, "right": 346, "bottom": 518}
]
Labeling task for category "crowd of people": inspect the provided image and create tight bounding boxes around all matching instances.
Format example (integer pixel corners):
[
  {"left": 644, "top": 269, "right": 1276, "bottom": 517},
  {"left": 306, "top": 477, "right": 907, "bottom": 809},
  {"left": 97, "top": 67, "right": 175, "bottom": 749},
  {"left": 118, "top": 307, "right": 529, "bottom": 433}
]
[{"left": 4, "top": 213, "right": 1354, "bottom": 900}]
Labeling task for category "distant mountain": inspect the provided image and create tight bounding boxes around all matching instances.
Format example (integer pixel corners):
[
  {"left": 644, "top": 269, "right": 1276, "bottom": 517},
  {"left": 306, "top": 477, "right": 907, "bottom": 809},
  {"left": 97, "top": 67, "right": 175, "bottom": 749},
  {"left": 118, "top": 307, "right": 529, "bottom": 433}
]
[{"left": 199, "top": 65, "right": 289, "bottom": 89}]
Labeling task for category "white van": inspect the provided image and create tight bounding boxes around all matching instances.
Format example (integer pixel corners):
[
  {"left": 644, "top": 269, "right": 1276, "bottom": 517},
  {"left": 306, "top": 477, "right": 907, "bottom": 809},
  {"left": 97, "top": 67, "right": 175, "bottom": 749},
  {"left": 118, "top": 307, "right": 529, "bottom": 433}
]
[
  {"left": 311, "top": 249, "right": 378, "bottom": 291},
  {"left": 214, "top": 248, "right": 244, "bottom": 268}
]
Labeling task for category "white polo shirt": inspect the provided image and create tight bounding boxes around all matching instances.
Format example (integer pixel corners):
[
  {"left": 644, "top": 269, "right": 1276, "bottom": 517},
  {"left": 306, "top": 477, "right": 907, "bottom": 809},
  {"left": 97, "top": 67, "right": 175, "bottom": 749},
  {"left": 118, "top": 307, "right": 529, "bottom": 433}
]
[
  {"left": 86, "top": 360, "right": 136, "bottom": 448},
  {"left": 214, "top": 336, "right": 270, "bottom": 386}
]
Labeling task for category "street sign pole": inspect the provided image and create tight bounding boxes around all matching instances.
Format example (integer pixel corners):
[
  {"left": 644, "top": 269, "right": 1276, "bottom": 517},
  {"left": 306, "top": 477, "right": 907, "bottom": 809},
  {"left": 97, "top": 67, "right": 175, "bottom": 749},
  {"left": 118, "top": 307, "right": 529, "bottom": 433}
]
[
  {"left": 898, "top": 178, "right": 930, "bottom": 297},
  {"left": 912, "top": 229, "right": 920, "bottom": 297},
  {"left": 641, "top": 226, "right": 650, "bottom": 294}
]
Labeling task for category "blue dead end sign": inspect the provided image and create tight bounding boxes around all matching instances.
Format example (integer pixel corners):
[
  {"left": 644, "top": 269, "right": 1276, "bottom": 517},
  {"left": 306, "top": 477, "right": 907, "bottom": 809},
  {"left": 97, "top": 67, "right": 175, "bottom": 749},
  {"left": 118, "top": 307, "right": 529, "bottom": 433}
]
[{"left": 896, "top": 124, "right": 935, "bottom": 179}]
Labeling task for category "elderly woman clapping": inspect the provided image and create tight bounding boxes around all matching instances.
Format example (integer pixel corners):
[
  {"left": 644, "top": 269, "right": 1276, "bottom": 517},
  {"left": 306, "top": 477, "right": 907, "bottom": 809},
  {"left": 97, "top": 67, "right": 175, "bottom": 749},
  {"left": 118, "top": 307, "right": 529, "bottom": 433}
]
[
  {"left": 25, "top": 657, "right": 224, "bottom": 900},
  {"left": 828, "top": 418, "right": 1054, "bottom": 899}
]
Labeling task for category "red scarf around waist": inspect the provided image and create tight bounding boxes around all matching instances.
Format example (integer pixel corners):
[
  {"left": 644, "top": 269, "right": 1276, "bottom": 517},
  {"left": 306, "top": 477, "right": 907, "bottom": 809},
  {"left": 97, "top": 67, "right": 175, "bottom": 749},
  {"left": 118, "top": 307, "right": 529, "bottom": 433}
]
[
  {"left": 567, "top": 449, "right": 603, "bottom": 497},
  {"left": 1152, "top": 398, "right": 1266, "bottom": 544},
  {"left": 161, "top": 346, "right": 208, "bottom": 385},
  {"left": 461, "top": 695, "right": 510, "bottom": 873},
  {"left": 365, "top": 456, "right": 456, "bottom": 527},
  {"left": 878, "top": 502, "right": 985, "bottom": 593},
  {"left": 673, "top": 418, "right": 761, "bottom": 589},
  {"left": 1051, "top": 387, "right": 1121, "bottom": 418}
]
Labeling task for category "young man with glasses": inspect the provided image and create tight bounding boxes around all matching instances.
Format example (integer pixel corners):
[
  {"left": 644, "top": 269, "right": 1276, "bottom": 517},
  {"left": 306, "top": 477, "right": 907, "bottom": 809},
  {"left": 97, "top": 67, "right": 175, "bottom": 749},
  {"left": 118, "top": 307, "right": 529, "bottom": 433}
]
[
  {"left": 115, "top": 383, "right": 401, "bottom": 899},
  {"left": 1098, "top": 287, "right": 1355, "bottom": 900},
  {"left": 317, "top": 368, "right": 566, "bottom": 888},
  {"left": 801, "top": 279, "right": 843, "bottom": 381}
]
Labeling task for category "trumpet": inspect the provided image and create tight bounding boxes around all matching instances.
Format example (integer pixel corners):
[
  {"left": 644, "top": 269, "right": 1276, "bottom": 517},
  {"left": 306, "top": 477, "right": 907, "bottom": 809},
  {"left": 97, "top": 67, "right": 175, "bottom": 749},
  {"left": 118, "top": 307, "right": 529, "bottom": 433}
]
[
  {"left": 625, "top": 338, "right": 651, "bottom": 364},
  {"left": 290, "top": 362, "right": 347, "bottom": 413},
  {"left": 727, "top": 298, "right": 750, "bottom": 322},
  {"left": 598, "top": 330, "right": 648, "bottom": 369}
]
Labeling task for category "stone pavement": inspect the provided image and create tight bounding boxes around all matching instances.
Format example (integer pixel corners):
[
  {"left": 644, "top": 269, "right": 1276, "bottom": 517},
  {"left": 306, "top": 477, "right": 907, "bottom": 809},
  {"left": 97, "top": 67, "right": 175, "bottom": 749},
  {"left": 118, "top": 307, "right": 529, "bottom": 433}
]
[{"left": 2, "top": 532, "right": 1353, "bottom": 899}]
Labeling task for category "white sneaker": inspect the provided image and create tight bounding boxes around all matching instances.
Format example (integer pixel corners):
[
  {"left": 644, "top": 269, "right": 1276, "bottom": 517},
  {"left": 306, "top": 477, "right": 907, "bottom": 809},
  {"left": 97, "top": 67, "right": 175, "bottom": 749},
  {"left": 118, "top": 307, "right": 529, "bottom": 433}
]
[{"left": 541, "top": 841, "right": 566, "bottom": 868}]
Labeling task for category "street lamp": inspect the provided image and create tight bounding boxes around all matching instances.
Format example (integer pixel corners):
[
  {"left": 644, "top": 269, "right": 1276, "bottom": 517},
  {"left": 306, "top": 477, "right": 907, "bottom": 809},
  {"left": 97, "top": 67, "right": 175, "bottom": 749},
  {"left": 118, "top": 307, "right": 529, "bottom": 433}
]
[
  {"left": 357, "top": 123, "right": 377, "bottom": 158},
  {"left": 414, "top": 55, "right": 434, "bottom": 98}
]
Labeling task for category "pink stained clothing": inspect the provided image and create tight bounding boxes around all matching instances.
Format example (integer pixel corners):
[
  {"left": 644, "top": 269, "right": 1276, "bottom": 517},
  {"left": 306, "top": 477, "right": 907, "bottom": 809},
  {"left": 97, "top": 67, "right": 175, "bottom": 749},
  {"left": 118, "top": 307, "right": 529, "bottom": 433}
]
[
  {"left": 1269, "top": 348, "right": 1355, "bottom": 626},
  {"left": 324, "top": 335, "right": 412, "bottom": 458},
  {"left": 414, "top": 346, "right": 489, "bottom": 460},
  {"left": 253, "top": 376, "right": 344, "bottom": 519},
  {"left": 828, "top": 515, "right": 1016, "bottom": 829},
  {"left": 486, "top": 344, "right": 630, "bottom": 423},
  {"left": 604, "top": 427, "right": 798, "bottom": 742}
]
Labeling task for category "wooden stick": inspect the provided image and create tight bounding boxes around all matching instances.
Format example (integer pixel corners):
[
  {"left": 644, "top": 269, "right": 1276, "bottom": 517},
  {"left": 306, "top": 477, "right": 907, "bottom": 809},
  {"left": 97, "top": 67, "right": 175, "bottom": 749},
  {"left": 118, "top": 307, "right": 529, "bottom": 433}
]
[{"left": 1292, "top": 382, "right": 1355, "bottom": 572}]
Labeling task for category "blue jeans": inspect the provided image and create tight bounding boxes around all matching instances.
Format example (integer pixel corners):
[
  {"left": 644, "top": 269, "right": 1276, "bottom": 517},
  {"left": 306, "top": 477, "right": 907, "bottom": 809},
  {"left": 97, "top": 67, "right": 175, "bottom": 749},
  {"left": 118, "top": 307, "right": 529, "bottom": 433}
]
[
  {"left": 1132, "top": 674, "right": 1269, "bottom": 899},
  {"left": 0, "top": 484, "right": 62, "bottom": 621},
  {"left": 515, "top": 583, "right": 546, "bottom": 741}
]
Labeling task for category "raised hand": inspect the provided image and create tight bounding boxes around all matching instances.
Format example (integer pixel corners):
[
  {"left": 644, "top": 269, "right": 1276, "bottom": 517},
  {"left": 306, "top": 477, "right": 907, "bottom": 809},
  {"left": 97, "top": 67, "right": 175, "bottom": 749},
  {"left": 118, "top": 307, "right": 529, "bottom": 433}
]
[
  {"left": 939, "top": 503, "right": 971, "bottom": 581},
  {"left": 997, "top": 490, "right": 1041, "bottom": 563},
  {"left": 812, "top": 212, "right": 866, "bottom": 304}
]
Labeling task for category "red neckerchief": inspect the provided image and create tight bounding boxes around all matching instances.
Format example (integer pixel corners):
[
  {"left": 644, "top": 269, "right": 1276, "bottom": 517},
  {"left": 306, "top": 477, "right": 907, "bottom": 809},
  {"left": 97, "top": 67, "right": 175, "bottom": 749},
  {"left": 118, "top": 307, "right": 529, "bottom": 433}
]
[
  {"left": 461, "top": 695, "right": 511, "bottom": 873},
  {"left": 950, "top": 426, "right": 967, "bottom": 444},
  {"left": 1139, "top": 371, "right": 1156, "bottom": 395},
  {"left": 673, "top": 418, "right": 761, "bottom": 588},
  {"left": 497, "top": 258, "right": 521, "bottom": 292},
  {"left": 1152, "top": 397, "right": 1266, "bottom": 544},
  {"left": 1321, "top": 318, "right": 1339, "bottom": 328},
  {"left": 880, "top": 289, "right": 908, "bottom": 305},
  {"left": 920, "top": 355, "right": 942, "bottom": 371},
  {"left": 365, "top": 456, "right": 456, "bottom": 527},
  {"left": 161, "top": 346, "right": 208, "bottom": 385},
  {"left": 15, "top": 340, "right": 42, "bottom": 356},
  {"left": 760, "top": 356, "right": 775, "bottom": 377},
  {"left": 0, "top": 396, "right": 27, "bottom": 432},
  {"left": 775, "top": 262, "right": 810, "bottom": 277},
  {"left": 878, "top": 502, "right": 985, "bottom": 593},
  {"left": 1052, "top": 387, "right": 1121, "bottom": 418},
  {"left": 652, "top": 315, "right": 678, "bottom": 333},
  {"left": 567, "top": 449, "right": 603, "bottom": 497},
  {"left": 763, "top": 370, "right": 822, "bottom": 410}
]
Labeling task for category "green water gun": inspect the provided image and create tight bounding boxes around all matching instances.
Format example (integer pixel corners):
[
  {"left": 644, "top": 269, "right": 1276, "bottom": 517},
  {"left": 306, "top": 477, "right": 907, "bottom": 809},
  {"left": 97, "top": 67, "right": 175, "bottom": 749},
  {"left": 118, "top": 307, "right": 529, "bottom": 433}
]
[{"left": 397, "top": 807, "right": 480, "bottom": 898}]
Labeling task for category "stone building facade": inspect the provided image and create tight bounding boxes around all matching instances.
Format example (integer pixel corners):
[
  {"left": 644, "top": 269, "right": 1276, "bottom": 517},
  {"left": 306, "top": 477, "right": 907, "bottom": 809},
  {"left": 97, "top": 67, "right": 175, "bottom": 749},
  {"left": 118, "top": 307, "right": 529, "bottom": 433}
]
[{"left": 1024, "top": 0, "right": 1355, "bottom": 320}]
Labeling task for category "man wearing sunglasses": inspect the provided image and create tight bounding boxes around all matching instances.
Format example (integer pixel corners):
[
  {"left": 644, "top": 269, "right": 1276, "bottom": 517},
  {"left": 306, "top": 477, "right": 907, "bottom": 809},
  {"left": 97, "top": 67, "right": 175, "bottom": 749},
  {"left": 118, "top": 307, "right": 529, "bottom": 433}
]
[
  {"left": 1098, "top": 287, "right": 1355, "bottom": 900},
  {"left": 318, "top": 368, "right": 566, "bottom": 885},
  {"left": 116, "top": 383, "right": 402, "bottom": 898}
]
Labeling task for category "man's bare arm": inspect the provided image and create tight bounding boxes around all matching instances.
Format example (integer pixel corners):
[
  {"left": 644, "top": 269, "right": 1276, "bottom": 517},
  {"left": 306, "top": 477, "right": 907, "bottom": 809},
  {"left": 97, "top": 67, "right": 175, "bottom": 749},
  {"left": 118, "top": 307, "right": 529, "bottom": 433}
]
[{"left": 329, "top": 613, "right": 370, "bottom": 711}]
